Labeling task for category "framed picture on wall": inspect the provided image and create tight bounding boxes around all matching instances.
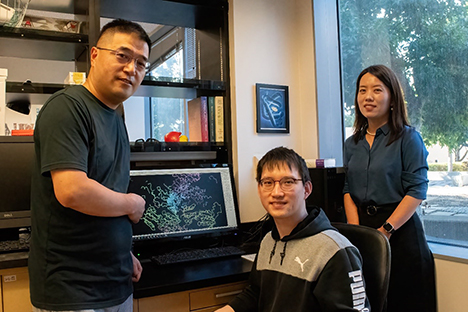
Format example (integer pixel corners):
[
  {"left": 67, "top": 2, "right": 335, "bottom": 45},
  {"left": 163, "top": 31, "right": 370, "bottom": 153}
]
[{"left": 256, "top": 83, "right": 289, "bottom": 133}]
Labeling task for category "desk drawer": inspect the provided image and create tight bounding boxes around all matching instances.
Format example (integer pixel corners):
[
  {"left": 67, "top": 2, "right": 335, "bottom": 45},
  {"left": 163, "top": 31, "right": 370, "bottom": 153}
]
[
  {"left": 138, "top": 291, "right": 189, "bottom": 312},
  {"left": 190, "top": 281, "right": 247, "bottom": 311}
]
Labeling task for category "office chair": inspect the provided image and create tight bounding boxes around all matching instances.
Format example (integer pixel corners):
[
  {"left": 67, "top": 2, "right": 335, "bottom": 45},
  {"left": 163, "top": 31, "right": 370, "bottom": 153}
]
[{"left": 331, "top": 222, "right": 391, "bottom": 312}]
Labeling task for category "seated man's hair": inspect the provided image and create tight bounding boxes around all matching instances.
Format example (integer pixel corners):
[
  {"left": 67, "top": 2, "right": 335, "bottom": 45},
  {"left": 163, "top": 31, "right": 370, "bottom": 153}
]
[
  {"left": 256, "top": 146, "right": 311, "bottom": 184},
  {"left": 98, "top": 18, "right": 151, "bottom": 54}
]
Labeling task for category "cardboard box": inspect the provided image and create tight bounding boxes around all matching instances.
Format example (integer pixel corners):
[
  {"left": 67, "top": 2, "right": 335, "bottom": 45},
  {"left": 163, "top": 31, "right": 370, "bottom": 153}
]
[{"left": 64, "top": 72, "right": 86, "bottom": 85}]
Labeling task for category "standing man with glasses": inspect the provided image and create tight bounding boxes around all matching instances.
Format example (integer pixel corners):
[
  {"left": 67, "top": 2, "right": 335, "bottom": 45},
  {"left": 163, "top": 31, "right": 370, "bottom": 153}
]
[
  {"left": 216, "top": 147, "right": 370, "bottom": 312},
  {"left": 29, "top": 19, "right": 150, "bottom": 311}
]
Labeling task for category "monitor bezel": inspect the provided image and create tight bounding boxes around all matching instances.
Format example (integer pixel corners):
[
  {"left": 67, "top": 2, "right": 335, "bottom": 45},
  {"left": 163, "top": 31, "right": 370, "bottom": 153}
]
[{"left": 0, "top": 136, "right": 34, "bottom": 230}]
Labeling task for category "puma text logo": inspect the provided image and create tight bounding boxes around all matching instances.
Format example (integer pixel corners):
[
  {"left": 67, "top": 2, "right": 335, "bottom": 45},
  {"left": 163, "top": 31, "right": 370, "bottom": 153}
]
[{"left": 348, "top": 270, "right": 368, "bottom": 311}]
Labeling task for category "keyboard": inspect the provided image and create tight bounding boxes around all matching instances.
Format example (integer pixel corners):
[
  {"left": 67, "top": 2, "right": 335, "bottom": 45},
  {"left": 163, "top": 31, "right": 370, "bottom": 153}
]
[
  {"left": 0, "top": 239, "right": 30, "bottom": 253},
  {"left": 151, "top": 246, "right": 245, "bottom": 265}
]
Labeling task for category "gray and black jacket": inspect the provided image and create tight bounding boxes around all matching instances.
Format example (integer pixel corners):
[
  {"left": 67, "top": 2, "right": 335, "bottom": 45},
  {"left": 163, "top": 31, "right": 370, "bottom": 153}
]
[{"left": 230, "top": 207, "right": 370, "bottom": 312}]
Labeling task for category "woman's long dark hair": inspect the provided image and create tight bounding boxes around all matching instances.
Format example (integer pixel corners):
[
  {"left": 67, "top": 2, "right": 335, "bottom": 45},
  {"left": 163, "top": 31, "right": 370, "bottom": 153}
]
[{"left": 352, "top": 65, "right": 410, "bottom": 145}]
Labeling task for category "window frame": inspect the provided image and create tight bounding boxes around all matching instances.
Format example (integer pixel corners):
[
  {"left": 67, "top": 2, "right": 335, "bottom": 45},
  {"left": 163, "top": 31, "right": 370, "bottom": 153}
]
[{"left": 313, "top": 0, "right": 468, "bottom": 259}]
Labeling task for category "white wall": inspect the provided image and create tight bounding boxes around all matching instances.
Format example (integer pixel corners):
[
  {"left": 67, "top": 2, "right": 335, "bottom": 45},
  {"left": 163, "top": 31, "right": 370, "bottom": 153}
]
[
  {"left": 229, "top": 0, "right": 319, "bottom": 222},
  {"left": 0, "top": 56, "right": 75, "bottom": 84}
]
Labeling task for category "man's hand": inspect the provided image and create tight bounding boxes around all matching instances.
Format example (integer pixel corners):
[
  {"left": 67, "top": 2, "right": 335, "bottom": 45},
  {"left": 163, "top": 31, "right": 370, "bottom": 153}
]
[
  {"left": 131, "top": 252, "right": 143, "bottom": 282},
  {"left": 127, "top": 193, "right": 146, "bottom": 223}
]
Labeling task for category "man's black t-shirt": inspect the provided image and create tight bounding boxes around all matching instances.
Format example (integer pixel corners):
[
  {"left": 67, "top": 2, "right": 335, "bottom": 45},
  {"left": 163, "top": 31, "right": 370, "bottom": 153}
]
[{"left": 29, "top": 86, "right": 133, "bottom": 310}]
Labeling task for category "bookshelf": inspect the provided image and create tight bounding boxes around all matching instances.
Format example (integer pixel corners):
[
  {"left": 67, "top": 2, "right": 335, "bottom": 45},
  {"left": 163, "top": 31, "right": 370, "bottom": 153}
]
[
  {"left": 100, "top": 0, "right": 232, "bottom": 166},
  {"left": 1, "top": 0, "right": 232, "bottom": 165}
]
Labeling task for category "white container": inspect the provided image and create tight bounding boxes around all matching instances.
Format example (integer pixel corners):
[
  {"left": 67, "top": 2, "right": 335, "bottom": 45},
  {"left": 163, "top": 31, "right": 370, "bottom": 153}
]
[{"left": 0, "top": 3, "right": 15, "bottom": 25}]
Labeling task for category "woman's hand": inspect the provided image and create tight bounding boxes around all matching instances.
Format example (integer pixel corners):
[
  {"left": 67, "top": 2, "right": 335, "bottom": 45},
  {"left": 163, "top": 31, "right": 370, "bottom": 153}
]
[
  {"left": 377, "top": 226, "right": 392, "bottom": 240},
  {"left": 344, "top": 193, "right": 360, "bottom": 225}
]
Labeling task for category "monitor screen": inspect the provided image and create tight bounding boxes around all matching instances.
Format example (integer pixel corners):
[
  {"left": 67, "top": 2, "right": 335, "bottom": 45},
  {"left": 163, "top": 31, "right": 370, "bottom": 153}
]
[
  {"left": 129, "top": 166, "right": 239, "bottom": 241},
  {"left": 0, "top": 136, "right": 34, "bottom": 229}
]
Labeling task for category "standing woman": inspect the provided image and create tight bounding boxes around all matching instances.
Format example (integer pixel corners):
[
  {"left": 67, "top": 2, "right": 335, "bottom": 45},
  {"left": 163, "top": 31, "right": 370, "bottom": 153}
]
[{"left": 343, "top": 64, "right": 436, "bottom": 312}]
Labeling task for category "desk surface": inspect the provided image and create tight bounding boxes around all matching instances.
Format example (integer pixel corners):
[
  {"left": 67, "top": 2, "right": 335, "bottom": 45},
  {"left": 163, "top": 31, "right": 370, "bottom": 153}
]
[
  {"left": 0, "top": 251, "right": 28, "bottom": 270},
  {"left": 134, "top": 256, "right": 253, "bottom": 299},
  {"left": 0, "top": 252, "right": 253, "bottom": 299}
]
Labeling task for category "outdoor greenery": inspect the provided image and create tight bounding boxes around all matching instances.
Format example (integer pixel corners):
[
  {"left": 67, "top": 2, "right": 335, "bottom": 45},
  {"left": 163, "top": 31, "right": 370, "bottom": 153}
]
[
  {"left": 429, "top": 162, "right": 468, "bottom": 172},
  {"left": 339, "top": 0, "right": 468, "bottom": 161},
  {"left": 149, "top": 50, "right": 185, "bottom": 141}
]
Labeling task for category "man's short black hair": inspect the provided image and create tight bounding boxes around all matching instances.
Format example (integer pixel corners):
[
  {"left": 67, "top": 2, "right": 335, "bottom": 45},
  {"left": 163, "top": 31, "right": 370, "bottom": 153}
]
[
  {"left": 256, "top": 146, "right": 311, "bottom": 184},
  {"left": 98, "top": 19, "right": 151, "bottom": 55}
]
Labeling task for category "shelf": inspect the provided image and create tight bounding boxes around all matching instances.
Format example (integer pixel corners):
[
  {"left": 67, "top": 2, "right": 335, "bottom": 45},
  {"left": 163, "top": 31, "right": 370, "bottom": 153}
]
[
  {"left": 6, "top": 81, "right": 66, "bottom": 94},
  {"left": 0, "top": 27, "right": 88, "bottom": 61},
  {"left": 0, "top": 27, "right": 88, "bottom": 43},
  {"left": 6, "top": 78, "right": 225, "bottom": 96},
  {"left": 5, "top": 81, "right": 67, "bottom": 104},
  {"left": 130, "top": 151, "right": 217, "bottom": 162},
  {"left": 132, "top": 77, "right": 225, "bottom": 99},
  {"left": 142, "top": 77, "right": 225, "bottom": 90}
]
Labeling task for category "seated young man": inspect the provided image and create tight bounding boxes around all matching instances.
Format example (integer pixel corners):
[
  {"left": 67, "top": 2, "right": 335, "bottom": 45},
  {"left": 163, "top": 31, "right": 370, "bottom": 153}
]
[{"left": 216, "top": 147, "right": 370, "bottom": 312}]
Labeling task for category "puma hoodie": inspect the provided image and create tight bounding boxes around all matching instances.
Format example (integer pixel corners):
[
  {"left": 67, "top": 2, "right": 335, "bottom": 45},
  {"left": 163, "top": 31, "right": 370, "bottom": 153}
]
[{"left": 230, "top": 207, "right": 370, "bottom": 312}]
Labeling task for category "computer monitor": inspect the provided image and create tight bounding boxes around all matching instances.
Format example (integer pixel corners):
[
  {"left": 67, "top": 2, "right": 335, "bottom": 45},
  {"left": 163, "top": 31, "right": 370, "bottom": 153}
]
[
  {"left": 129, "top": 165, "right": 240, "bottom": 242},
  {"left": 0, "top": 136, "right": 34, "bottom": 229}
]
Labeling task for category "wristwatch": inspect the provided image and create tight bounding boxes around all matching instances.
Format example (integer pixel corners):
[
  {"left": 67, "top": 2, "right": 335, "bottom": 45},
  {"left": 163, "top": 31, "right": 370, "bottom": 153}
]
[{"left": 383, "top": 221, "right": 395, "bottom": 234}]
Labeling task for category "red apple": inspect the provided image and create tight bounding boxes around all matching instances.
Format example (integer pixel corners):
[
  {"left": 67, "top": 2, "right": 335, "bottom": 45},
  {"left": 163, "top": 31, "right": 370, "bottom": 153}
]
[{"left": 164, "top": 131, "right": 182, "bottom": 142}]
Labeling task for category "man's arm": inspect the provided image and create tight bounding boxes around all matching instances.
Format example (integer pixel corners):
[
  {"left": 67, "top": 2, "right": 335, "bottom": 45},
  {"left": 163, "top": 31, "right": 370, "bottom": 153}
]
[
  {"left": 51, "top": 169, "right": 145, "bottom": 223},
  {"left": 314, "top": 247, "right": 370, "bottom": 311}
]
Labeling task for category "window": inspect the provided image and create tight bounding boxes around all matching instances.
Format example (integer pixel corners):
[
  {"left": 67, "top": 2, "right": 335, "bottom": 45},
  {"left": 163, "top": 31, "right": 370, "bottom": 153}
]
[
  {"left": 336, "top": 0, "right": 468, "bottom": 246},
  {"left": 149, "top": 49, "right": 186, "bottom": 141}
]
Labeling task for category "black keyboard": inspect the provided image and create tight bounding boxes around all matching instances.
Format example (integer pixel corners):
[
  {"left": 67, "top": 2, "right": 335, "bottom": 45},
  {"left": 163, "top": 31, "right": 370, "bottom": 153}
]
[
  {"left": 0, "top": 239, "right": 30, "bottom": 253},
  {"left": 151, "top": 246, "right": 245, "bottom": 265}
]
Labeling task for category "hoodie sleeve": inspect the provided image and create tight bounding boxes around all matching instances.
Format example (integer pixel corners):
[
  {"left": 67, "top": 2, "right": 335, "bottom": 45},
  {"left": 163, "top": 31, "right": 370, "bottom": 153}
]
[
  {"left": 313, "top": 246, "right": 371, "bottom": 311},
  {"left": 228, "top": 258, "right": 260, "bottom": 312}
]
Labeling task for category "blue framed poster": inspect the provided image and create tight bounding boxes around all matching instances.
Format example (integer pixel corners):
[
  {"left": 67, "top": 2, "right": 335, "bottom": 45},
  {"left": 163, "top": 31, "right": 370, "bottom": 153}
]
[{"left": 256, "top": 83, "right": 289, "bottom": 133}]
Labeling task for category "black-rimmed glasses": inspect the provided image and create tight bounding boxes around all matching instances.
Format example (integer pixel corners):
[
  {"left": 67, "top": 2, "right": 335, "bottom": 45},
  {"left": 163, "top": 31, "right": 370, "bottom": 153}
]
[
  {"left": 259, "top": 177, "right": 302, "bottom": 192},
  {"left": 96, "top": 47, "right": 150, "bottom": 72}
]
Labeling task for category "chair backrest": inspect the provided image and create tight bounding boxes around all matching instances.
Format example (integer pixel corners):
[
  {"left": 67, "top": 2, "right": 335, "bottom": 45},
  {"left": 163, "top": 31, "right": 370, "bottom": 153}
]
[{"left": 331, "top": 222, "right": 391, "bottom": 312}]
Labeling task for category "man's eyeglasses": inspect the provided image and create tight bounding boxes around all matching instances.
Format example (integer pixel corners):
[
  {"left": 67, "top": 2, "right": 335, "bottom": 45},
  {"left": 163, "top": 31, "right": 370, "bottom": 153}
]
[
  {"left": 259, "top": 177, "right": 302, "bottom": 192},
  {"left": 96, "top": 47, "right": 150, "bottom": 72}
]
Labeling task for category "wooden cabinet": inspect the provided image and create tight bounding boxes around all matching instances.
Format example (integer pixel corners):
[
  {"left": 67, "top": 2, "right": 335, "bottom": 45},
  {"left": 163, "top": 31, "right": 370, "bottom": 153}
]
[
  {"left": 190, "top": 281, "right": 247, "bottom": 311},
  {"left": 0, "top": 267, "right": 31, "bottom": 312},
  {"left": 0, "top": 266, "right": 246, "bottom": 312},
  {"left": 134, "top": 281, "right": 248, "bottom": 312},
  {"left": 137, "top": 291, "right": 189, "bottom": 312}
]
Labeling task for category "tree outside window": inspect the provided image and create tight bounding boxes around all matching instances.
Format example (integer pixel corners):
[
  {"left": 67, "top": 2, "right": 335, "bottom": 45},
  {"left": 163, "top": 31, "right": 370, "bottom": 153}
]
[{"left": 150, "top": 49, "right": 186, "bottom": 141}]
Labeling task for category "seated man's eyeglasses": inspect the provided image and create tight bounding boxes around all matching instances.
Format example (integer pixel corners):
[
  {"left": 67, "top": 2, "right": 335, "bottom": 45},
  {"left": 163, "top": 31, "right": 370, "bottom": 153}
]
[
  {"left": 96, "top": 47, "right": 150, "bottom": 72},
  {"left": 259, "top": 177, "right": 302, "bottom": 192}
]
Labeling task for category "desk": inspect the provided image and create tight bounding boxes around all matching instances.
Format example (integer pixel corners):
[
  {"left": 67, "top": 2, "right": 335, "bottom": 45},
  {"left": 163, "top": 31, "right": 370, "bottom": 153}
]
[
  {"left": 135, "top": 256, "right": 252, "bottom": 298},
  {"left": 0, "top": 253, "right": 253, "bottom": 312},
  {"left": 134, "top": 256, "right": 253, "bottom": 312}
]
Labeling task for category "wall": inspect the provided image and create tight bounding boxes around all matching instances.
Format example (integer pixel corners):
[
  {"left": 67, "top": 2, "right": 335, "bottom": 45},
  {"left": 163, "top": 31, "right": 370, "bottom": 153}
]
[
  {"left": 0, "top": 57, "right": 75, "bottom": 84},
  {"left": 435, "top": 258, "right": 468, "bottom": 312},
  {"left": 229, "top": 0, "right": 318, "bottom": 222}
]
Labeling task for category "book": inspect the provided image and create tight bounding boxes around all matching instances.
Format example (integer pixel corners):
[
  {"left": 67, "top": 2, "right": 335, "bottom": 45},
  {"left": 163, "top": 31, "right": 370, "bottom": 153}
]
[
  {"left": 305, "top": 158, "right": 336, "bottom": 168},
  {"left": 208, "top": 96, "right": 216, "bottom": 142},
  {"left": 214, "top": 96, "right": 224, "bottom": 142},
  {"left": 187, "top": 96, "right": 209, "bottom": 142}
]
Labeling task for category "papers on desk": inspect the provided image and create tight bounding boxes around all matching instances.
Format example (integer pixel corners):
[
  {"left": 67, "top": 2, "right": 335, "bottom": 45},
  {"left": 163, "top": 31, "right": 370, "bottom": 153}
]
[{"left": 241, "top": 253, "right": 256, "bottom": 262}]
